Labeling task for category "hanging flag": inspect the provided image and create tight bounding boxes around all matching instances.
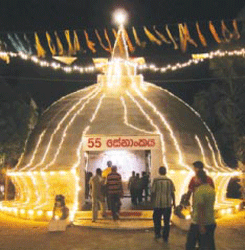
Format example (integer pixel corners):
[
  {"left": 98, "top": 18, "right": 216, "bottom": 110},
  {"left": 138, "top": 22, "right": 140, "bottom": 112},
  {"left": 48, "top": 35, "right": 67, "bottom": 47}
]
[
  {"left": 95, "top": 29, "right": 111, "bottom": 53},
  {"left": 0, "top": 53, "right": 10, "bottom": 63},
  {"left": 209, "top": 21, "right": 222, "bottom": 43},
  {"left": 221, "top": 20, "right": 233, "bottom": 42},
  {"left": 123, "top": 28, "right": 135, "bottom": 52},
  {"left": 46, "top": 32, "right": 56, "bottom": 56},
  {"left": 183, "top": 23, "right": 198, "bottom": 47},
  {"left": 143, "top": 27, "right": 162, "bottom": 45},
  {"left": 84, "top": 30, "right": 96, "bottom": 53},
  {"left": 104, "top": 29, "right": 113, "bottom": 53},
  {"left": 232, "top": 20, "right": 240, "bottom": 40},
  {"left": 196, "top": 22, "right": 207, "bottom": 47},
  {"left": 178, "top": 23, "right": 187, "bottom": 52},
  {"left": 73, "top": 30, "right": 81, "bottom": 52},
  {"left": 165, "top": 25, "right": 178, "bottom": 50},
  {"left": 132, "top": 27, "right": 142, "bottom": 46},
  {"left": 53, "top": 56, "right": 77, "bottom": 65},
  {"left": 8, "top": 34, "right": 28, "bottom": 54},
  {"left": 34, "top": 33, "right": 46, "bottom": 58},
  {"left": 23, "top": 34, "right": 32, "bottom": 54},
  {"left": 153, "top": 26, "right": 171, "bottom": 44},
  {"left": 54, "top": 31, "right": 64, "bottom": 56},
  {"left": 65, "top": 30, "right": 75, "bottom": 55}
]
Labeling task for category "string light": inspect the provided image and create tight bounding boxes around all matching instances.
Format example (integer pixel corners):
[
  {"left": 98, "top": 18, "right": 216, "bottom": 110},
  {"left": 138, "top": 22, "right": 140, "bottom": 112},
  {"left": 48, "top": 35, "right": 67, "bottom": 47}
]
[
  {"left": 2, "top": 34, "right": 243, "bottom": 223},
  {"left": 0, "top": 48, "right": 244, "bottom": 76}
]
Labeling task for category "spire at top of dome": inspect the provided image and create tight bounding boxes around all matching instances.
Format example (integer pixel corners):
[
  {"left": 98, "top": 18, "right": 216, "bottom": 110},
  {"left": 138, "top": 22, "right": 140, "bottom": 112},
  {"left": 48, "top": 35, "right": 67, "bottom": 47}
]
[
  {"left": 111, "top": 25, "right": 129, "bottom": 60},
  {"left": 111, "top": 9, "right": 129, "bottom": 60}
]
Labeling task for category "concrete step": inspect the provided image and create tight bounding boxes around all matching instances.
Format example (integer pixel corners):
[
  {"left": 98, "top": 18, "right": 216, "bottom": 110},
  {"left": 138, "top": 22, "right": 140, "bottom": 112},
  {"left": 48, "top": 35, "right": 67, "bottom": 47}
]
[{"left": 74, "top": 210, "right": 153, "bottom": 221}]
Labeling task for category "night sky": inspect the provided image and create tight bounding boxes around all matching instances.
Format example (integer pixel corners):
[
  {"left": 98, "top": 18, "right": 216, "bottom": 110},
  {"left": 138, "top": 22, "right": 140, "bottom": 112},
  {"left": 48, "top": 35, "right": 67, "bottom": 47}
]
[{"left": 0, "top": 0, "right": 245, "bottom": 110}]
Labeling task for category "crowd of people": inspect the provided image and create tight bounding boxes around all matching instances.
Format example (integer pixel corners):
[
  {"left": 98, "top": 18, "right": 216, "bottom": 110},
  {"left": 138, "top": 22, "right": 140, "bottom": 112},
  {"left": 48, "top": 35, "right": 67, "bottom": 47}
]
[
  {"left": 88, "top": 160, "right": 216, "bottom": 249},
  {"left": 128, "top": 171, "right": 149, "bottom": 206},
  {"left": 61, "top": 159, "right": 216, "bottom": 249}
]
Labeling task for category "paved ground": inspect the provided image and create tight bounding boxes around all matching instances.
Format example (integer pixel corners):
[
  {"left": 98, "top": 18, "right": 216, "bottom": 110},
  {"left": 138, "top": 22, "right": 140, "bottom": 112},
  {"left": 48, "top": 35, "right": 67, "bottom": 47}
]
[{"left": 0, "top": 211, "right": 244, "bottom": 250}]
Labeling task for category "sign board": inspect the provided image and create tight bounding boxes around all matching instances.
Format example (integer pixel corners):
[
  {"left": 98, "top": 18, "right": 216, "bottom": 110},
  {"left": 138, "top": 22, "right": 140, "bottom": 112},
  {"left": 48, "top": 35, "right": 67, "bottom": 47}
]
[{"left": 83, "top": 135, "right": 160, "bottom": 151}]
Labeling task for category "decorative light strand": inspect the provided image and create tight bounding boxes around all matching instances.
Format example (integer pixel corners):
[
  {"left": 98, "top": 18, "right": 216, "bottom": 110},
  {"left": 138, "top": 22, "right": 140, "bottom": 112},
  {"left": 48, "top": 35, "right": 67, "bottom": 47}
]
[
  {"left": 137, "top": 48, "right": 245, "bottom": 73},
  {"left": 149, "top": 83, "right": 230, "bottom": 172},
  {"left": 0, "top": 51, "right": 96, "bottom": 74},
  {"left": 44, "top": 84, "right": 103, "bottom": 170},
  {"left": 1, "top": 48, "right": 245, "bottom": 76},
  {"left": 133, "top": 85, "right": 192, "bottom": 171},
  {"left": 30, "top": 85, "right": 101, "bottom": 171},
  {"left": 205, "top": 136, "right": 225, "bottom": 172},
  {"left": 120, "top": 96, "right": 156, "bottom": 134},
  {"left": 126, "top": 90, "right": 168, "bottom": 168},
  {"left": 195, "top": 135, "right": 214, "bottom": 171}
]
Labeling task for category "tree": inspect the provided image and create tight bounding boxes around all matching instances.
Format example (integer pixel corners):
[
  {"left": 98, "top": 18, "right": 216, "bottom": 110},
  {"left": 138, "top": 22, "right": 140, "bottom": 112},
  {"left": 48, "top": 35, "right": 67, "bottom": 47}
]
[
  {"left": 0, "top": 80, "right": 38, "bottom": 168},
  {"left": 193, "top": 57, "right": 245, "bottom": 167}
]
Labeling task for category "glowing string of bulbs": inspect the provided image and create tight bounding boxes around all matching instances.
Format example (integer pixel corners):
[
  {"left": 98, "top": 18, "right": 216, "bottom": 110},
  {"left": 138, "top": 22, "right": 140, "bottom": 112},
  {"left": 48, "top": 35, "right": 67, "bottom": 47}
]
[
  {"left": 133, "top": 85, "right": 192, "bottom": 171},
  {"left": 1, "top": 48, "right": 245, "bottom": 76},
  {"left": 149, "top": 83, "right": 231, "bottom": 172}
]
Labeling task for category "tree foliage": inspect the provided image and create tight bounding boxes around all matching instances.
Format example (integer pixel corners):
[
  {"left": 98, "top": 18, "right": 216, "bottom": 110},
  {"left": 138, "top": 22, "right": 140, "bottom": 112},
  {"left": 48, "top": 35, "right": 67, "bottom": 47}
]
[
  {"left": 0, "top": 80, "right": 38, "bottom": 167},
  {"left": 193, "top": 57, "right": 245, "bottom": 167}
]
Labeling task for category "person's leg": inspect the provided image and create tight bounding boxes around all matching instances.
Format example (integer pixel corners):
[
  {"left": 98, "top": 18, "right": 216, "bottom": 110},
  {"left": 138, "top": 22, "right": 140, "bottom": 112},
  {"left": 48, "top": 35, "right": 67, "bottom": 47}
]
[
  {"left": 153, "top": 208, "right": 162, "bottom": 238},
  {"left": 114, "top": 195, "right": 121, "bottom": 219},
  {"left": 109, "top": 195, "right": 117, "bottom": 220},
  {"left": 130, "top": 189, "right": 134, "bottom": 204},
  {"left": 99, "top": 198, "right": 106, "bottom": 217},
  {"left": 92, "top": 198, "right": 98, "bottom": 222},
  {"left": 139, "top": 188, "right": 143, "bottom": 203},
  {"left": 162, "top": 207, "right": 171, "bottom": 241},
  {"left": 145, "top": 187, "right": 148, "bottom": 202},
  {"left": 200, "top": 224, "right": 216, "bottom": 250},
  {"left": 185, "top": 223, "right": 199, "bottom": 250},
  {"left": 131, "top": 188, "right": 137, "bottom": 205},
  {"left": 106, "top": 193, "right": 111, "bottom": 210}
]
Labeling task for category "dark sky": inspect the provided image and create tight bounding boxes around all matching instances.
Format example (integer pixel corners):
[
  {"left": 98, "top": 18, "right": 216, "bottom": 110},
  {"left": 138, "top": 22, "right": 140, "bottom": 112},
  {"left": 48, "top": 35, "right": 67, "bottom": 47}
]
[
  {"left": 1, "top": 0, "right": 245, "bottom": 110},
  {"left": 0, "top": 0, "right": 245, "bottom": 31}
]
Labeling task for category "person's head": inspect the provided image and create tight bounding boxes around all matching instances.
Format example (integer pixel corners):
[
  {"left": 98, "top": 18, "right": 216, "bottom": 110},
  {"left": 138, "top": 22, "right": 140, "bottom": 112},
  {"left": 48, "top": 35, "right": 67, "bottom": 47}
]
[
  {"left": 136, "top": 173, "right": 140, "bottom": 178},
  {"left": 196, "top": 169, "right": 208, "bottom": 184},
  {"left": 55, "top": 194, "right": 65, "bottom": 206},
  {"left": 159, "top": 166, "right": 167, "bottom": 175},
  {"left": 132, "top": 171, "right": 135, "bottom": 176},
  {"left": 107, "top": 161, "right": 112, "bottom": 168},
  {"left": 96, "top": 168, "right": 102, "bottom": 176},
  {"left": 142, "top": 171, "right": 146, "bottom": 176},
  {"left": 111, "top": 165, "right": 117, "bottom": 172},
  {"left": 193, "top": 161, "right": 204, "bottom": 174}
]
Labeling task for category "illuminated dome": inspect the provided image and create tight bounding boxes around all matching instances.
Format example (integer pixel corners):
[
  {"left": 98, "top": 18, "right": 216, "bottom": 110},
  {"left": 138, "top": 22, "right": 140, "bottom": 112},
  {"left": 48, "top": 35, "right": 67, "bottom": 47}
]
[
  {"left": 3, "top": 26, "right": 238, "bottom": 222},
  {"left": 16, "top": 81, "right": 227, "bottom": 172}
]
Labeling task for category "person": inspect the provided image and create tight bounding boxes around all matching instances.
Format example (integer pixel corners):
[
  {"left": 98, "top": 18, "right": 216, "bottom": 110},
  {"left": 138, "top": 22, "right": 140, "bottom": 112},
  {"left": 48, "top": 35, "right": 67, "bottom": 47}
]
[
  {"left": 185, "top": 161, "right": 215, "bottom": 203},
  {"left": 85, "top": 172, "right": 93, "bottom": 199},
  {"left": 102, "top": 161, "right": 112, "bottom": 178},
  {"left": 106, "top": 165, "right": 124, "bottom": 221},
  {"left": 89, "top": 168, "right": 106, "bottom": 222},
  {"left": 185, "top": 169, "right": 216, "bottom": 250},
  {"left": 134, "top": 173, "right": 143, "bottom": 205},
  {"left": 48, "top": 194, "right": 69, "bottom": 232},
  {"left": 52, "top": 194, "right": 69, "bottom": 220},
  {"left": 128, "top": 171, "right": 137, "bottom": 206},
  {"left": 151, "top": 166, "right": 176, "bottom": 242},
  {"left": 102, "top": 161, "right": 112, "bottom": 209},
  {"left": 141, "top": 171, "right": 149, "bottom": 202}
]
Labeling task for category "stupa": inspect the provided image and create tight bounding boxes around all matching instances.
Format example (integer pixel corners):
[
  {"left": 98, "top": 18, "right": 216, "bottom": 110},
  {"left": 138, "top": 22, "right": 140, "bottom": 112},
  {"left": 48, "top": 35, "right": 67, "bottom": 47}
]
[{"left": 1, "top": 22, "right": 239, "bottom": 222}]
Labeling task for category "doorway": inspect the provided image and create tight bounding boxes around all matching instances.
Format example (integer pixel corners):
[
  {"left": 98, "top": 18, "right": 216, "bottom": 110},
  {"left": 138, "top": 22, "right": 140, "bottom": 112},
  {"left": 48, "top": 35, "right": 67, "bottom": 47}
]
[{"left": 84, "top": 149, "right": 151, "bottom": 210}]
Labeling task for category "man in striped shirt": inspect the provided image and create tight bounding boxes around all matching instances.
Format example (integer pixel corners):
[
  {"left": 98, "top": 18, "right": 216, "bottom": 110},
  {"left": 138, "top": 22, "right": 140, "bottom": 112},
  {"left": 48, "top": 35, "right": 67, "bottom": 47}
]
[
  {"left": 106, "top": 166, "right": 124, "bottom": 221},
  {"left": 151, "top": 166, "right": 176, "bottom": 241}
]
